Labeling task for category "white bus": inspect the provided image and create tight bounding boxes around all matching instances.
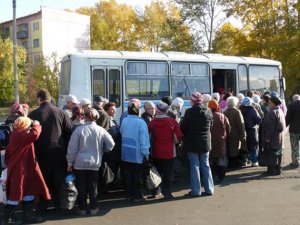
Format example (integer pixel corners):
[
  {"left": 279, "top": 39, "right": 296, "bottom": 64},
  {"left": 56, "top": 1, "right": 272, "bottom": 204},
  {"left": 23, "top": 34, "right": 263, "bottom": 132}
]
[{"left": 59, "top": 50, "right": 285, "bottom": 122}]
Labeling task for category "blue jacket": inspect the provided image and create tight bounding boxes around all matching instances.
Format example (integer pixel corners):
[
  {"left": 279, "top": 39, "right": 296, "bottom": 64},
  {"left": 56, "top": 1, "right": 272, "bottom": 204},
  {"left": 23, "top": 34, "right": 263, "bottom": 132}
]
[
  {"left": 120, "top": 115, "right": 150, "bottom": 164},
  {"left": 240, "top": 105, "right": 261, "bottom": 129}
]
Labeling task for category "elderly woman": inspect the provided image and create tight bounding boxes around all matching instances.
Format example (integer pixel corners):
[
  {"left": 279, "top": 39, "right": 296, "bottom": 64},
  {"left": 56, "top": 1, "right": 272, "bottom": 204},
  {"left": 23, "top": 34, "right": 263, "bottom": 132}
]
[
  {"left": 67, "top": 108, "right": 115, "bottom": 216},
  {"left": 240, "top": 97, "right": 262, "bottom": 167},
  {"left": 208, "top": 100, "right": 231, "bottom": 183},
  {"left": 120, "top": 99, "right": 150, "bottom": 202},
  {"left": 262, "top": 95, "right": 286, "bottom": 176},
  {"left": 149, "top": 102, "right": 183, "bottom": 199},
  {"left": 4, "top": 117, "right": 50, "bottom": 224},
  {"left": 171, "top": 97, "right": 184, "bottom": 123},
  {"left": 224, "top": 97, "right": 247, "bottom": 167},
  {"left": 141, "top": 101, "right": 156, "bottom": 125},
  {"left": 180, "top": 92, "right": 214, "bottom": 197}
]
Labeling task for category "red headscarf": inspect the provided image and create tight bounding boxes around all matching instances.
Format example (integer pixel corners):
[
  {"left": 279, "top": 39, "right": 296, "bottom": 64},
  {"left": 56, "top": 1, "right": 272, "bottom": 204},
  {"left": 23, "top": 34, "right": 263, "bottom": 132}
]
[{"left": 208, "top": 99, "right": 221, "bottom": 112}]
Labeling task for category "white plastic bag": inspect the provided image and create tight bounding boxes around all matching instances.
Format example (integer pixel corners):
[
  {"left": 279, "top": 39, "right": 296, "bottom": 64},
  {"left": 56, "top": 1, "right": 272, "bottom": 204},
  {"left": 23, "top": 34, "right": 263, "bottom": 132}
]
[
  {"left": 0, "top": 168, "right": 7, "bottom": 204},
  {"left": 145, "top": 166, "right": 162, "bottom": 190}
]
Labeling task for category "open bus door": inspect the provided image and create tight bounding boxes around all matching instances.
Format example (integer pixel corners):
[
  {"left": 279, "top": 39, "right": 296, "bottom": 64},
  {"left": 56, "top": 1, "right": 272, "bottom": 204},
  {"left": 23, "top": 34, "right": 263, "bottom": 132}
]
[
  {"left": 212, "top": 69, "right": 236, "bottom": 95},
  {"left": 91, "top": 66, "right": 122, "bottom": 122}
]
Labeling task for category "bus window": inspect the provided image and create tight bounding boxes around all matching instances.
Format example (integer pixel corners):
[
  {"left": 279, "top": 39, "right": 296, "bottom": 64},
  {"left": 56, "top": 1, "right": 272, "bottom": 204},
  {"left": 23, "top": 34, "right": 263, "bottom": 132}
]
[
  {"left": 238, "top": 65, "right": 248, "bottom": 94},
  {"left": 109, "top": 69, "right": 121, "bottom": 107},
  {"left": 249, "top": 65, "right": 280, "bottom": 93},
  {"left": 92, "top": 69, "right": 105, "bottom": 98},
  {"left": 60, "top": 60, "right": 71, "bottom": 95},
  {"left": 171, "top": 62, "right": 210, "bottom": 98},
  {"left": 125, "top": 61, "right": 169, "bottom": 99}
]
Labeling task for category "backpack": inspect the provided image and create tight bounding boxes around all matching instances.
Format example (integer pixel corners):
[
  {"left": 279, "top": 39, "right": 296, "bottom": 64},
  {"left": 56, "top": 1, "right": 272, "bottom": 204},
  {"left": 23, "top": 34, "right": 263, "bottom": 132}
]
[{"left": 0, "top": 124, "right": 12, "bottom": 150}]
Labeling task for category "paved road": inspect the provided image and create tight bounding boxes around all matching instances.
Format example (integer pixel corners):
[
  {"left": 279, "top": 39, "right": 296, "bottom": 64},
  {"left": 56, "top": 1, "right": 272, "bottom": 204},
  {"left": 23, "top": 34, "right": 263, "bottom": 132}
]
[{"left": 2, "top": 134, "right": 300, "bottom": 225}]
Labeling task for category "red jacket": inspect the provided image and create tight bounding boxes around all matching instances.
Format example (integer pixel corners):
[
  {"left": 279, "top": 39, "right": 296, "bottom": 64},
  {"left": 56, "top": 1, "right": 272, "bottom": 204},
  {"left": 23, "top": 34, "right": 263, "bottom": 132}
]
[
  {"left": 149, "top": 116, "right": 183, "bottom": 159},
  {"left": 5, "top": 125, "right": 51, "bottom": 202}
]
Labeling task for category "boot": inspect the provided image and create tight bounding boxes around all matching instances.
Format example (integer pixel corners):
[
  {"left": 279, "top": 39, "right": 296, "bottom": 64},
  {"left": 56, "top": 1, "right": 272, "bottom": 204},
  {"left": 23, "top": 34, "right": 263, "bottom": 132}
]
[
  {"left": 2, "top": 204, "right": 18, "bottom": 225},
  {"left": 22, "top": 201, "right": 43, "bottom": 224}
]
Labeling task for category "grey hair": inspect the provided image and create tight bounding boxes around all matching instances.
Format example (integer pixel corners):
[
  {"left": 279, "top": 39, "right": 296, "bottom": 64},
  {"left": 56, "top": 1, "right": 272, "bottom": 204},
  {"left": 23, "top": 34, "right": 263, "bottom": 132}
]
[
  {"left": 226, "top": 96, "right": 239, "bottom": 107},
  {"left": 292, "top": 94, "right": 300, "bottom": 102}
]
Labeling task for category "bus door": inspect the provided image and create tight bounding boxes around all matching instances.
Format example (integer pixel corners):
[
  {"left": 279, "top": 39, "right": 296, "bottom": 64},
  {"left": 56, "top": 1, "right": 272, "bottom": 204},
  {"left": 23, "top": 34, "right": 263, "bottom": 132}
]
[
  {"left": 211, "top": 63, "right": 237, "bottom": 95},
  {"left": 91, "top": 66, "right": 122, "bottom": 123}
]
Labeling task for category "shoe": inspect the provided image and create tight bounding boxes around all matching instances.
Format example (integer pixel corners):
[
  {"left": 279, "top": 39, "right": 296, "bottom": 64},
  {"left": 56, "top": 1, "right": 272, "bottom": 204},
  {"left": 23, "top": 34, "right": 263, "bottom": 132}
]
[
  {"left": 251, "top": 162, "right": 259, "bottom": 167},
  {"left": 185, "top": 191, "right": 201, "bottom": 198},
  {"left": 147, "top": 193, "right": 163, "bottom": 200},
  {"left": 201, "top": 192, "right": 213, "bottom": 197},
  {"left": 133, "top": 197, "right": 147, "bottom": 203},
  {"left": 75, "top": 208, "right": 87, "bottom": 216},
  {"left": 90, "top": 208, "right": 99, "bottom": 215},
  {"left": 163, "top": 194, "right": 174, "bottom": 200},
  {"left": 288, "top": 163, "right": 299, "bottom": 169}
]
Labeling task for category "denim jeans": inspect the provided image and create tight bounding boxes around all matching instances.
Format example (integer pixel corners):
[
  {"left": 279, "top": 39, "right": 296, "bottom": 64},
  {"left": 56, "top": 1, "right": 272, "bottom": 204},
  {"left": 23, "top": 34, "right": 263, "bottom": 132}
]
[
  {"left": 187, "top": 152, "right": 214, "bottom": 195},
  {"left": 246, "top": 128, "right": 259, "bottom": 163}
]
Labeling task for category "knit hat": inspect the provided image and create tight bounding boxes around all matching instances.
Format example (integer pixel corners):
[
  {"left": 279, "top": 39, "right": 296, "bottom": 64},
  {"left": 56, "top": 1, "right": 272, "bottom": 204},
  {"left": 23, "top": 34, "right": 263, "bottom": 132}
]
[
  {"left": 128, "top": 98, "right": 141, "bottom": 108},
  {"left": 190, "top": 92, "right": 203, "bottom": 103},
  {"left": 292, "top": 94, "right": 300, "bottom": 102},
  {"left": 212, "top": 92, "right": 220, "bottom": 102},
  {"left": 270, "top": 95, "right": 281, "bottom": 106},
  {"left": 144, "top": 101, "right": 155, "bottom": 111},
  {"left": 253, "top": 94, "right": 261, "bottom": 104},
  {"left": 156, "top": 101, "right": 169, "bottom": 114},
  {"left": 270, "top": 91, "right": 279, "bottom": 98},
  {"left": 10, "top": 102, "right": 25, "bottom": 116},
  {"left": 203, "top": 94, "right": 211, "bottom": 103},
  {"left": 208, "top": 99, "right": 220, "bottom": 112},
  {"left": 13, "top": 116, "right": 32, "bottom": 131},
  {"left": 161, "top": 96, "right": 173, "bottom": 106},
  {"left": 243, "top": 97, "right": 253, "bottom": 106},
  {"left": 93, "top": 95, "right": 105, "bottom": 103},
  {"left": 84, "top": 107, "right": 99, "bottom": 121},
  {"left": 171, "top": 97, "right": 184, "bottom": 109}
]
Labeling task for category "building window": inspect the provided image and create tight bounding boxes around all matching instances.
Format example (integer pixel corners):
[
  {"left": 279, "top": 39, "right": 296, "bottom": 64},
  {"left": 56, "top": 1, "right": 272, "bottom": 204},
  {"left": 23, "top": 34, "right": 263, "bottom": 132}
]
[
  {"left": 17, "top": 23, "right": 28, "bottom": 32},
  {"left": 21, "top": 41, "right": 28, "bottom": 50},
  {"left": 33, "top": 39, "right": 40, "bottom": 48},
  {"left": 2, "top": 27, "right": 10, "bottom": 37},
  {"left": 33, "top": 55, "right": 41, "bottom": 64},
  {"left": 33, "top": 22, "right": 39, "bottom": 31}
]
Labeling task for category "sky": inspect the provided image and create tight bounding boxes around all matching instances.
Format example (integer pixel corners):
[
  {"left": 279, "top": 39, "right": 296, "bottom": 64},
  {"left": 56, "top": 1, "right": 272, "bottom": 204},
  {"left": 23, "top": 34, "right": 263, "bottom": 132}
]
[{"left": 0, "top": 0, "right": 155, "bottom": 22}]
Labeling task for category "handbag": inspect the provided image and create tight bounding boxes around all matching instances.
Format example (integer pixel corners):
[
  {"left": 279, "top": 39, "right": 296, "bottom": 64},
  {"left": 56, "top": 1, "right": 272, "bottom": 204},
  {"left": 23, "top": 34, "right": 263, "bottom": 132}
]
[
  {"left": 100, "top": 162, "right": 114, "bottom": 184},
  {"left": 258, "top": 149, "right": 278, "bottom": 167},
  {"left": 144, "top": 165, "right": 162, "bottom": 190},
  {"left": 59, "top": 173, "right": 78, "bottom": 210},
  {"left": 0, "top": 168, "right": 7, "bottom": 204}
]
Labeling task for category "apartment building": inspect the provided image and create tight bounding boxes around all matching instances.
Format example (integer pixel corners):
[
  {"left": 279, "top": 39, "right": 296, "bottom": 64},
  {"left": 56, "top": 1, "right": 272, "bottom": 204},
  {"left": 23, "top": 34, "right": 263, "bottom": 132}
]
[{"left": 1, "top": 7, "right": 90, "bottom": 64}]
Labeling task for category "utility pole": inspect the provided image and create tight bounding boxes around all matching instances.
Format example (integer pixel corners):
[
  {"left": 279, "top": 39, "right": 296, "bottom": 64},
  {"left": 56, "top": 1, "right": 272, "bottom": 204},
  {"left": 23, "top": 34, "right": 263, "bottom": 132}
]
[{"left": 13, "top": 0, "right": 19, "bottom": 103}]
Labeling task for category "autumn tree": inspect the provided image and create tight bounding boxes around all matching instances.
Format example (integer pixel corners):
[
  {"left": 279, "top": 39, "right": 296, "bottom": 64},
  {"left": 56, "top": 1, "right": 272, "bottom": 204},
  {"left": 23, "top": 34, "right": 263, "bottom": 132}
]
[
  {"left": 0, "top": 38, "right": 27, "bottom": 106},
  {"left": 27, "top": 53, "right": 60, "bottom": 105},
  {"left": 173, "top": 0, "right": 226, "bottom": 52}
]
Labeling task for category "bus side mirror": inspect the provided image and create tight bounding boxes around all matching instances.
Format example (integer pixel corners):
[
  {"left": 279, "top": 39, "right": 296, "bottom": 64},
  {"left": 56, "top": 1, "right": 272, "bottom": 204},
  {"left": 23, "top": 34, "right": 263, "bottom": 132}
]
[{"left": 280, "top": 77, "right": 286, "bottom": 91}]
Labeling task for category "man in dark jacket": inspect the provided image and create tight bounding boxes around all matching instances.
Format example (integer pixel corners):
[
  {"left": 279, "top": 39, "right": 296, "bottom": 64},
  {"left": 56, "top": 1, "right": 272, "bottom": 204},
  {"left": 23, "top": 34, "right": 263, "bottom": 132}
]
[
  {"left": 180, "top": 92, "right": 214, "bottom": 197},
  {"left": 93, "top": 95, "right": 110, "bottom": 130},
  {"left": 29, "top": 89, "right": 72, "bottom": 211},
  {"left": 286, "top": 94, "right": 300, "bottom": 168}
]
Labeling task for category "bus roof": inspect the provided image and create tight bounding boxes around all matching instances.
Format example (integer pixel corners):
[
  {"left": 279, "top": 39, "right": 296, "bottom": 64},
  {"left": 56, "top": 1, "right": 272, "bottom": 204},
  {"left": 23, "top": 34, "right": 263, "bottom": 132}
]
[{"left": 62, "top": 50, "right": 281, "bottom": 66}]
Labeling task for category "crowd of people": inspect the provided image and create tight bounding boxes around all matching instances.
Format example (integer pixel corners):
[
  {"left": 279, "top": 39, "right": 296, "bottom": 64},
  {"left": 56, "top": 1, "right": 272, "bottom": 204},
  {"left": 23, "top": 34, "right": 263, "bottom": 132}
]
[{"left": 1, "top": 88, "right": 300, "bottom": 224}]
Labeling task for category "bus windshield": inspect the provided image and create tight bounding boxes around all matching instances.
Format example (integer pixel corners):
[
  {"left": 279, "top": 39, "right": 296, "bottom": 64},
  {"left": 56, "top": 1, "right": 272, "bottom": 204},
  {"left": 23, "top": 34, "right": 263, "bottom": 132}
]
[
  {"left": 125, "top": 61, "right": 169, "bottom": 99},
  {"left": 249, "top": 65, "right": 280, "bottom": 94},
  {"left": 171, "top": 62, "right": 210, "bottom": 98}
]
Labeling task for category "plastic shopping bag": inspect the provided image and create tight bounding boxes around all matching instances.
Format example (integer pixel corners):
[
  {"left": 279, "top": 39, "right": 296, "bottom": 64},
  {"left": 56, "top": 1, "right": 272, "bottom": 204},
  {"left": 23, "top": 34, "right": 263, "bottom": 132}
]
[
  {"left": 60, "top": 173, "right": 78, "bottom": 210},
  {"left": 0, "top": 168, "right": 7, "bottom": 204}
]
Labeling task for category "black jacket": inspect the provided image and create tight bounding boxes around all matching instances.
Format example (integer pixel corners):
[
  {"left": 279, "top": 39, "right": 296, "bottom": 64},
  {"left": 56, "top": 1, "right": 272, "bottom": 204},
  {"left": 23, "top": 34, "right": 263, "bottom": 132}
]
[
  {"left": 29, "top": 102, "right": 72, "bottom": 165},
  {"left": 286, "top": 100, "right": 300, "bottom": 134},
  {"left": 180, "top": 103, "right": 213, "bottom": 153}
]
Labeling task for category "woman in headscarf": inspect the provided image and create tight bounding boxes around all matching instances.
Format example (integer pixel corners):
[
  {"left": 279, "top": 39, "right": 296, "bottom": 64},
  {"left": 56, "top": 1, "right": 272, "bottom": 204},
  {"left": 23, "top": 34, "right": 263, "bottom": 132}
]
[
  {"left": 224, "top": 97, "right": 247, "bottom": 167},
  {"left": 180, "top": 92, "right": 214, "bottom": 197},
  {"left": 149, "top": 102, "right": 183, "bottom": 199},
  {"left": 261, "top": 95, "right": 286, "bottom": 175},
  {"left": 120, "top": 99, "right": 150, "bottom": 202},
  {"left": 208, "top": 100, "right": 231, "bottom": 183},
  {"left": 4, "top": 117, "right": 50, "bottom": 224},
  {"left": 67, "top": 108, "right": 115, "bottom": 216}
]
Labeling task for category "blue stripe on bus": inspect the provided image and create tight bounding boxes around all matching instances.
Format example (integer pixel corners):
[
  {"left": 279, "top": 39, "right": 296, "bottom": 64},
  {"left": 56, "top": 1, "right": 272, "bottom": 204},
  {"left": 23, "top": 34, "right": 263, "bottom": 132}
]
[{"left": 124, "top": 100, "right": 191, "bottom": 108}]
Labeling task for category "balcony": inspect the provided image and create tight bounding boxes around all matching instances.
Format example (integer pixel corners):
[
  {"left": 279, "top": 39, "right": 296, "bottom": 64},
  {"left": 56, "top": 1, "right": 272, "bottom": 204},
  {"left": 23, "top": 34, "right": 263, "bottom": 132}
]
[{"left": 17, "top": 31, "right": 28, "bottom": 39}]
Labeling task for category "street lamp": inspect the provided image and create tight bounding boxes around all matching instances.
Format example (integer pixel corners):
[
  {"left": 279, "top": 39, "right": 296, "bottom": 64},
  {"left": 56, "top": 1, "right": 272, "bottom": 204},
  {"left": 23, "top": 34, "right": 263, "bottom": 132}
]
[{"left": 13, "top": 0, "right": 19, "bottom": 103}]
